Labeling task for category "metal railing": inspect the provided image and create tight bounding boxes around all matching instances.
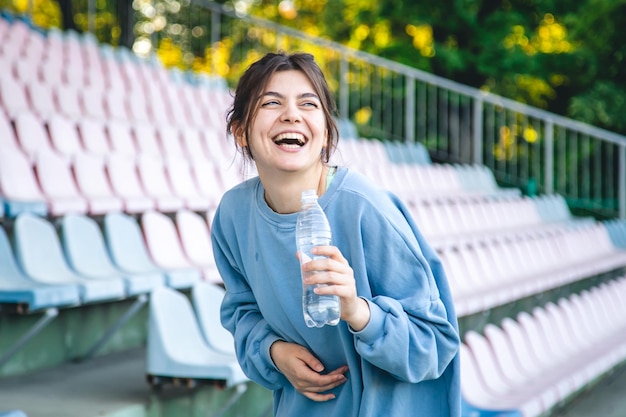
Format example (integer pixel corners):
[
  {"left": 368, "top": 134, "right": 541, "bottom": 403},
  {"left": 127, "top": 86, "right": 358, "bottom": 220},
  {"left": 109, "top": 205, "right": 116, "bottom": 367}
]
[
  {"left": 8, "top": 0, "right": 625, "bottom": 219},
  {"left": 157, "top": 1, "right": 626, "bottom": 219}
]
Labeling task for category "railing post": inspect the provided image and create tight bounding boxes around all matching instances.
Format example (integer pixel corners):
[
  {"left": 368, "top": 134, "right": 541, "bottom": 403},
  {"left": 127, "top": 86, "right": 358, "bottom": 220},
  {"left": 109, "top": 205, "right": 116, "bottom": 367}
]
[
  {"left": 472, "top": 97, "right": 483, "bottom": 165},
  {"left": 339, "top": 56, "right": 349, "bottom": 120},
  {"left": 211, "top": 8, "right": 221, "bottom": 75},
  {"left": 405, "top": 76, "right": 415, "bottom": 143},
  {"left": 88, "top": 0, "right": 96, "bottom": 34},
  {"left": 544, "top": 121, "right": 554, "bottom": 195},
  {"left": 617, "top": 143, "right": 626, "bottom": 219}
]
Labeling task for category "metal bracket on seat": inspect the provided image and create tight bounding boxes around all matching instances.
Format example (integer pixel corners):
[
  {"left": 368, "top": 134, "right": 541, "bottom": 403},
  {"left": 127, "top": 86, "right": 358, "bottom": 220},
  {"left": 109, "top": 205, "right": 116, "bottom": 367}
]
[
  {"left": 0, "top": 307, "right": 59, "bottom": 368},
  {"left": 76, "top": 294, "right": 148, "bottom": 362}
]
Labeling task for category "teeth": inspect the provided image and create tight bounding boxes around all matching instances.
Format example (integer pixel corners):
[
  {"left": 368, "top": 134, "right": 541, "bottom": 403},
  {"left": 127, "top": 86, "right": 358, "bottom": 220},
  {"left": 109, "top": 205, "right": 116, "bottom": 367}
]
[{"left": 274, "top": 132, "right": 305, "bottom": 145}]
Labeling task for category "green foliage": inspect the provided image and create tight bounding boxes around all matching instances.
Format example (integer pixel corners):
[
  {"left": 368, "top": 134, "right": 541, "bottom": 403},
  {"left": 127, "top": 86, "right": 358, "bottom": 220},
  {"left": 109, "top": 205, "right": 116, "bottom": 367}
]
[{"left": 2, "top": 0, "right": 625, "bottom": 134}]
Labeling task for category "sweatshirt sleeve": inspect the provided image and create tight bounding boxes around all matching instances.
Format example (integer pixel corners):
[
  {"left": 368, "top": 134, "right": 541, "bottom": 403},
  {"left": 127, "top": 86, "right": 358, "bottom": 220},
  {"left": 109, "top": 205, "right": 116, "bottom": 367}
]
[
  {"left": 344, "top": 193, "right": 460, "bottom": 383},
  {"left": 211, "top": 208, "right": 288, "bottom": 391}
]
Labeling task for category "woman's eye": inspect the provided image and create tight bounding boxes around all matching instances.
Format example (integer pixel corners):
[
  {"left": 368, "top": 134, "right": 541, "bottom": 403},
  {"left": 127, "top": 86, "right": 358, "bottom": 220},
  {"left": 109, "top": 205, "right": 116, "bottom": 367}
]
[
  {"left": 261, "top": 100, "right": 280, "bottom": 107},
  {"left": 301, "top": 101, "right": 319, "bottom": 108}
]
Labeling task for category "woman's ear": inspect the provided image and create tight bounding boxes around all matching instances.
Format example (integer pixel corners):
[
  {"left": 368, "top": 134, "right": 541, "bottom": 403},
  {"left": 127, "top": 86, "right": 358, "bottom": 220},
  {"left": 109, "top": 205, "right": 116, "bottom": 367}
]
[{"left": 232, "top": 123, "right": 247, "bottom": 147}]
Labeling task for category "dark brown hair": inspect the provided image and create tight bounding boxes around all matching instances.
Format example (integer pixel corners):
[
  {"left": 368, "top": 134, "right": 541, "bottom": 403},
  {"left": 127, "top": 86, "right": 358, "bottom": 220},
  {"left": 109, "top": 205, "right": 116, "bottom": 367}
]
[{"left": 226, "top": 52, "right": 339, "bottom": 163}]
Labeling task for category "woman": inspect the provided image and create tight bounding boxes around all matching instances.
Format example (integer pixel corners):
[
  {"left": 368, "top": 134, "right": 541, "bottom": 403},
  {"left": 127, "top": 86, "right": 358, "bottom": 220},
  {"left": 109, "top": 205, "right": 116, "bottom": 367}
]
[{"left": 211, "top": 52, "right": 460, "bottom": 417}]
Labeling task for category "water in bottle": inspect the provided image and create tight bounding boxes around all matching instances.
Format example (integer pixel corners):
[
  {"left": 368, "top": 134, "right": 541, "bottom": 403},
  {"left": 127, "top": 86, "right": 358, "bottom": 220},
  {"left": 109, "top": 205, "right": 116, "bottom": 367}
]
[{"left": 296, "top": 189, "right": 341, "bottom": 328}]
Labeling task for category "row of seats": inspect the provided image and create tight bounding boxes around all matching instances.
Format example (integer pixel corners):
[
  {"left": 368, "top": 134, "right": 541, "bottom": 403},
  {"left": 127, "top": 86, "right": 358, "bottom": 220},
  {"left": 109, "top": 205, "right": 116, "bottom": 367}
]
[
  {"left": 461, "top": 276, "right": 626, "bottom": 416},
  {"left": 0, "top": 109, "right": 233, "bottom": 164},
  {"left": 0, "top": 209, "right": 222, "bottom": 313},
  {"left": 0, "top": 18, "right": 232, "bottom": 130},
  {"left": 147, "top": 282, "right": 248, "bottom": 388},
  {"left": 410, "top": 193, "right": 581, "bottom": 244},
  {"left": 0, "top": 142, "right": 237, "bottom": 217},
  {"left": 334, "top": 137, "right": 515, "bottom": 198},
  {"left": 438, "top": 221, "right": 626, "bottom": 316}
]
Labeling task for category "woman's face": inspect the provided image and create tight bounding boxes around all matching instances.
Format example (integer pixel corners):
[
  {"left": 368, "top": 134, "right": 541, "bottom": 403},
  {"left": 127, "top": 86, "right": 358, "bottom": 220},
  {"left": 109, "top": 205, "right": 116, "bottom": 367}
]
[{"left": 243, "top": 69, "right": 328, "bottom": 177}]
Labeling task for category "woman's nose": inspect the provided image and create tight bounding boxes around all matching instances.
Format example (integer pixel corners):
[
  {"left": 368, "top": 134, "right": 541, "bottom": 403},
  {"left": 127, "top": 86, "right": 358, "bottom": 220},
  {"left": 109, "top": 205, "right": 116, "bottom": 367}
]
[{"left": 281, "top": 102, "right": 301, "bottom": 123}]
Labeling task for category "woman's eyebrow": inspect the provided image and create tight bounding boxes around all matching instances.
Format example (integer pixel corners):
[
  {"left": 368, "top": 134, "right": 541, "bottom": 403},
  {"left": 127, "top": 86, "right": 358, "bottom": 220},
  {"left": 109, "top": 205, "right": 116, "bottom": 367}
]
[{"left": 261, "top": 91, "right": 320, "bottom": 100}]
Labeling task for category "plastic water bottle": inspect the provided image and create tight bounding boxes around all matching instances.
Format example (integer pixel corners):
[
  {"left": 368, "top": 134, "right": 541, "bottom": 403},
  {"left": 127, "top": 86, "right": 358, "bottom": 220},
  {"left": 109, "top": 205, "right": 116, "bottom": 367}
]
[{"left": 296, "top": 189, "right": 341, "bottom": 328}]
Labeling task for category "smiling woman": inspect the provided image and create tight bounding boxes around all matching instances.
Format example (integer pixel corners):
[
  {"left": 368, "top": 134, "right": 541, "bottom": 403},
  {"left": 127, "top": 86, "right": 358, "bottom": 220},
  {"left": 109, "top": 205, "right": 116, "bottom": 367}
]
[{"left": 210, "top": 51, "right": 461, "bottom": 417}]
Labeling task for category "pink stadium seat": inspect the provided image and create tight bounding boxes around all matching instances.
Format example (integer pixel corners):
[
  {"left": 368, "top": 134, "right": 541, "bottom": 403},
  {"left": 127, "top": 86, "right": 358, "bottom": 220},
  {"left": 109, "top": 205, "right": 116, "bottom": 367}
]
[
  {"left": 104, "top": 90, "right": 130, "bottom": 121},
  {"left": 0, "top": 110, "right": 19, "bottom": 150},
  {"left": 459, "top": 344, "right": 523, "bottom": 415},
  {"left": 105, "top": 154, "right": 155, "bottom": 213},
  {"left": 14, "top": 55, "right": 40, "bottom": 85},
  {"left": 80, "top": 87, "right": 107, "bottom": 120},
  {"left": 180, "top": 127, "right": 211, "bottom": 162},
  {"left": 145, "top": 84, "right": 173, "bottom": 125},
  {"left": 0, "top": 147, "right": 48, "bottom": 216},
  {"left": 77, "top": 118, "right": 111, "bottom": 157},
  {"left": 101, "top": 58, "right": 127, "bottom": 95},
  {"left": 39, "top": 54, "right": 65, "bottom": 87},
  {"left": 191, "top": 158, "right": 227, "bottom": 207},
  {"left": 162, "top": 84, "right": 190, "bottom": 126},
  {"left": 133, "top": 124, "right": 162, "bottom": 157},
  {"left": 72, "top": 152, "right": 124, "bottom": 215},
  {"left": 165, "top": 157, "right": 212, "bottom": 211},
  {"left": 126, "top": 90, "right": 151, "bottom": 123},
  {"left": 33, "top": 150, "right": 88, "bottom": 215},
  {"left": 140, "top": 210, "right": 201, "bottom": 284},
  {"left": 13, "top": 111, "right": 55, "bottom": 161},
  {"left": 156, "top": 125, "right": 185, "bottom": 159},
  {"left": 47, "top": 114, "right": 83, "bottom": 160},
  {"left": 25, "top": 80, "right": 58, "bottom": 119},
  {"left": 136, "top": 154, "right": 184, "bottom": 212},
  {"left": 0, "top": 75, "right": 29, "bottom": 117},
  {"left": 106, "top": 120, "right": 137, "bottom": 157},
  {"left": 55, "top": 85, "right": 84, "bottom": 119},
  {"left": 179, "top": 84, "right": 204, "bottom": 127},
  {"left": 175, "top": 209, "right": 222, "bottom": 284}
]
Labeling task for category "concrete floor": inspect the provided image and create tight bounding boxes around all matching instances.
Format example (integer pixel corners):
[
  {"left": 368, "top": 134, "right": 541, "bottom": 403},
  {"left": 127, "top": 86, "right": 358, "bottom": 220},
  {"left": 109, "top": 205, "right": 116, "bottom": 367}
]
[{"left": 0, "top": 347, "right": 624, "bottom": 417}]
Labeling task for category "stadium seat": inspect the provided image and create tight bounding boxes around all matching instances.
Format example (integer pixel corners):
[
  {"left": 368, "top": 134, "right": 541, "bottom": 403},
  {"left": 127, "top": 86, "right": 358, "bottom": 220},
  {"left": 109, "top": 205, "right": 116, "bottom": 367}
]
[
  {"left": 54, "top": 85, "right": 84, "bottom": 120},
  {"left": 13, "top": 112, "right": 56, "bottom": 161},
  {"left": 180, "top": 127, "right": 211, "bottom": 161},
  {"left": 103, "top": 90, "right": 129, "bottom": 122},
  {"left": 135, "top": 154, "right": 185, "bottom": 212},
  {"left": 140, "top": 210, "right": 201, "bottom": 289},
  {"left": 188, "top": 157, "right": 225, "bottom": 209},
  {"left": 166, "top": 157, "right": 213, "bottom": 211},
  {"left": 60, "top": 214, "right": 161, "bottom": 297},
  {"left": 175, "top": 209, "right": 221, "bottom": 283},
  {"left": 25, "top": 81, "right": 57, "bottom": 119},
  {"left": 79, "top": 87, "right": 107, "bottom": 120},
  {"left": 103, "top": 212, "right": 190, "bottom": 289},
  {"left": 190, "top": 282, "right": 234, "bottom": 355},
  {"left": 126, "top": 89, "right": 151, "bottom": 123},
  {"left": 0, "top": 110, "right": 19, "bottom": 150},
  {"left": 104, "top": 154, "right": 155, "bottom": 213},
  {"left": 34, "top": 150, "right": 89, "bottom": 215},
  {"left": 0, "top": 226, "right": 79, "bottom": 312},
  {"left": 72, "top": 152, "right": 124, "bottom": 214},
  {"left": 0, "top": 148, "right": 48, "bottom": 217},
  {"left": 146, "top": 285, "right": 248, "bottom": 387},
  {"left": 132, "top": 123, "right": 162, "bottom": 157},
  {"left": 12, "top": 213, "right": 126, "bottom": 304},
  {"left": 156, "top": 125, "right": 186, "bottom": 159},
  {"left": 47, "top": 114, "right": 84, "bottom": 159},
  {"left": 105, "top": 120, "right": 137, "bottom": 157},
  {"left": 76, "top": 118, "right": 111, "bottom": 157},
  {"left": 13, "top": 49, "right": 41, "bottom": 86},
  {"left": 0, "top": 74, "right": 29, "bottom": 117}
]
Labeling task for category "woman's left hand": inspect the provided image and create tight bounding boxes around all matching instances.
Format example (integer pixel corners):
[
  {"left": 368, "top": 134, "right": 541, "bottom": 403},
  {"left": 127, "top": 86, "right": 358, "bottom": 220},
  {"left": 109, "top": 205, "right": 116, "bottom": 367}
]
[{"left": 299, "top": 246, "right": 370, "bottom": 331}]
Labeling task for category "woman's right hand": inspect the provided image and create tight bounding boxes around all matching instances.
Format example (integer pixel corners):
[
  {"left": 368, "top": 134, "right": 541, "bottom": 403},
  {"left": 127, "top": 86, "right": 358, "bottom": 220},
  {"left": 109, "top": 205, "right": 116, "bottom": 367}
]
[{"left": 269, "top": 340, "right": 349, "bottom": 402}]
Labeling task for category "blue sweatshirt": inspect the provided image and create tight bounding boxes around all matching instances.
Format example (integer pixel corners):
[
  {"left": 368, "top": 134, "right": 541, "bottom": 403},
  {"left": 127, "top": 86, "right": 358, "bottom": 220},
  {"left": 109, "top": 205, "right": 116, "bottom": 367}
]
[{"left": 211, "top": 167, "right": 460, "bottom": 417}]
